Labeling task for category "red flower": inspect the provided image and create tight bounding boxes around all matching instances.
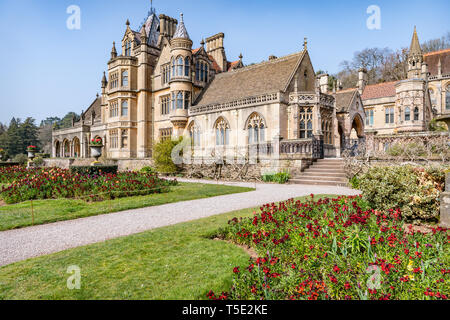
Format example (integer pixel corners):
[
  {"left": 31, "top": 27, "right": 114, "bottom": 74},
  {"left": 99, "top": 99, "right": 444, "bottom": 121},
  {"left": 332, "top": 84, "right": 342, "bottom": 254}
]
[{"left": 233, "top": 267, "right": 240, "bottom": 274}]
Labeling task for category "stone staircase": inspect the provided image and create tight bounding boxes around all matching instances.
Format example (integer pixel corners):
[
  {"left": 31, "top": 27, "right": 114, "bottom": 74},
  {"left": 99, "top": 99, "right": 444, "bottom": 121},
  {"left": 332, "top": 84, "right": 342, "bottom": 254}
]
[{"left": 290, "top": 158, "right": 348, "bottom": 187}]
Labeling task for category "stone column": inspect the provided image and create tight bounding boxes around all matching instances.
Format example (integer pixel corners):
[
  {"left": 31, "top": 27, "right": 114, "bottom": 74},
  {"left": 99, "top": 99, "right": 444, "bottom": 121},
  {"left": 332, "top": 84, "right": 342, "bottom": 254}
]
[{"left": 440, "top": 172, "right": 450, "bottom": 228}]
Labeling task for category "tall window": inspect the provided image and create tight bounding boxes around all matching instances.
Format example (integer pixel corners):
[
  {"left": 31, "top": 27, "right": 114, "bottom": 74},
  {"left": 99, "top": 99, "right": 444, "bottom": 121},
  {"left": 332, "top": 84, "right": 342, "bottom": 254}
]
[
  {"left": 121, "top": 70, "right": 129, "bottom": 87},
  {"left": 121, "top": 129, "right": 128, "bottom": 148},
  {"left": 429, "top": 89, "right": 436, "bottom": 107},
  {"left": 110, "top": 73, "right": 119, "bottom": 89},
  {"left": 185, "top": 57, "right": 190, "bottom": 77},
  {"left": 125, "top": 40, "right": 132, "bottom": 56},
  {"left": 162, "top": 65, "right": 171, "bottom": 84},
  {"left": 188, "top": 122, "right": 201, "bottom": 147},
  {"left": 177, "top": 57, "right": 183, "bottom": 76},
  {"left": 215, "top": 117, "right": 230, "bottom": 146},
  {"left": 196, "top": 62, "right": 200, "bottom": 81},
  {"left": 299, "top": 107, "right": 313, "bottom": 138},
  {"left": 446, "top": 86, "right": 450, "bottom": 110},
  {"left": 110, "top": 101, "right": 119, "bottom": 118},
  {"left": 247, "top": 113, "right": 266, "bottom": 144},
  {"left": 171, "top": 92, "right": 176, "bottom": 110},
  {"left": 110, "top": 130, "right": 119, "bottom": 149},
  {"left": 405, "top": 107, "right": 411, "bottom": 122},
  {"left": 385, "top": 107, "right": 394, "bottom": 124},
  {"left": 365, "top": 109, "right": 374, "bottom": 126},
  {"left": 121, "top": 101, "right": 128, "bottom": 117},
  {"left": 414, "top": 107, "right": 419, "bottom": 121},
  {"left": 322, "top": 120, "right": 332, "bottom": 144},
  {"left": 184, "top": 92, "right": 190, "bottom": 110},
  {"left": 176, "top": 92, "right": 183, "bottom": 109},
  {"left": 161, "top": 95, "right": 170, "bottom": 115}
]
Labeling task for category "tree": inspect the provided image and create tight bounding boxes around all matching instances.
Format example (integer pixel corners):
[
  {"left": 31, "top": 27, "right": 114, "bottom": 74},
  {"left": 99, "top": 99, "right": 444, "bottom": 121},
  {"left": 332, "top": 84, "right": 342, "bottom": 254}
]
[
  {"left": 19, "top": 118, "right": 40, "bottom": 152},
  {"left": 421, "top": 32, "right": 450, "bottom": 53}
]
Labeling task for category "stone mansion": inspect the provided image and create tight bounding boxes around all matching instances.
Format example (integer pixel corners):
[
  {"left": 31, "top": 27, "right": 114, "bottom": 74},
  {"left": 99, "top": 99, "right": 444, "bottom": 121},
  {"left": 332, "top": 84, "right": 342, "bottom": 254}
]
[{"left": 52, "top": 7, "right": 449, "bottom": 165}]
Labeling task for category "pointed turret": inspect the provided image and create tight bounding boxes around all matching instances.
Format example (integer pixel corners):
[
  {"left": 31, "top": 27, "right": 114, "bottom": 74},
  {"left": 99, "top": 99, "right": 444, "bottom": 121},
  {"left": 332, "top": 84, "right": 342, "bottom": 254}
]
[
  {"left": 173, "top": 13, "right": 190, "bottom": 40},
  {"left": 407, "top": 26, "right": 424, "bottom": 79},
  {"left": 409, "top": 26, "right": 422, "bottom": 56},
  {"left": 101, "top": 71, "right": 107, "bottom": 88},
  {"left": 140, "top": 25, "right": 148, "bottom": 44}
]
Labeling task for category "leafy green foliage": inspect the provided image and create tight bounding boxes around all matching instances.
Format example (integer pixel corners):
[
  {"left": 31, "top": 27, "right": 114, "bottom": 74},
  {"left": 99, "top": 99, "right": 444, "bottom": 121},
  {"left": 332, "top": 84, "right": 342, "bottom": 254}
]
[
  {"left": 262, "top": 171, "right": 290, "bottom": 184},
  {"left": 356, "top": 165, "right": 447, "bottom": 222},
  {"left": 152, "top": 138, "right": 183, "bottom": 173}
]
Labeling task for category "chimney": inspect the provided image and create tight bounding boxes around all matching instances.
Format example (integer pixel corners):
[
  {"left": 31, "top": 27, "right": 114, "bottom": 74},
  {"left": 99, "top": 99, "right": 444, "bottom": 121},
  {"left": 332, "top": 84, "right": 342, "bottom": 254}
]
[
  {"left": 269, "top": 55, "right": 277, "bottom": 61},
  {"left": 358, "top": 68, "right": 368, "bottom": 94},
  {"left": 319, "top": 74, "right": 329, "bottom": 93},
  {"left": 159, "top": 14, "right": 167, "bottom": 36},
  {"left": 206, "top": 33, "right": 227, "bottom": 72}
]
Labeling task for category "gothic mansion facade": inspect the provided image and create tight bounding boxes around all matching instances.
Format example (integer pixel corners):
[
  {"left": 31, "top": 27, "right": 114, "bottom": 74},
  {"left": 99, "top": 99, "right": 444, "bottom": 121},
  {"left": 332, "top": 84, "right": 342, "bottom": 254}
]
[{"left": 52, "top": 9, "right": 447, "bottom": 164}]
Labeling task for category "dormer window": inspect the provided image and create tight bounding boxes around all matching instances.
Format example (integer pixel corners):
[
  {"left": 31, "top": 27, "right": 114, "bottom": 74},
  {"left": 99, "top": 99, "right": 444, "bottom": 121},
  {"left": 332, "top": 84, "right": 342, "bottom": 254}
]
[
  {"left": 125, "top": 40, "right": 132, "bottom": 56},
  {"left": 196, "top": 61, "right": 209, "bottom": 83}
]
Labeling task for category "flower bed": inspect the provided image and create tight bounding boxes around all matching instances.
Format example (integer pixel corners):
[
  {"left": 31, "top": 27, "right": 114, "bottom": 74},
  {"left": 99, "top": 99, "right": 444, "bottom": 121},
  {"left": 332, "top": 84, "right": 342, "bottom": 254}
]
[
  {"left": 0, "top": 166, "right": 177, "bottom": 204},
  {"left": 210, "top": 195, "right": 449, "bottom": 300}
]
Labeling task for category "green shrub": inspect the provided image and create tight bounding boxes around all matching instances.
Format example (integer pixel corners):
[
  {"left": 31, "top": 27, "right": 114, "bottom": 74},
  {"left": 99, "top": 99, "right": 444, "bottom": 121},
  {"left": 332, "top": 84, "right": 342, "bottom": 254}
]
[
  {"left": 32, "top": 156, "right": 45, "bottom": 167},
  {"left": 12, "top": 154, "right": 28, "bottom": 165},
  {"left": 356, "top": 165, "right": 447, "bottom": 222},
  {"left": 152, "top": 138, "right": 183, "bottom": 174},
  {"left": 69, "top": 165, "right": 118, "bottom": 175},
  {"left": 262, "top": 171, "right": 290, "bottom": 184},
  {"left": 349, "top": 175, "right": 360, "bottom": 189},
  {"left": 140, "top": 166, "right": 156, "bottom": 174}
]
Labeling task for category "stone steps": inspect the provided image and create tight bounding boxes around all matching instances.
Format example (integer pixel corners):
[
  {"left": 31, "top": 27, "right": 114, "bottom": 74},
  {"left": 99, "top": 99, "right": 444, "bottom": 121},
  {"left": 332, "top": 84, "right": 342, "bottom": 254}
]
[{"left": 290, "top": 158, "right": 348, "bottom": 187}]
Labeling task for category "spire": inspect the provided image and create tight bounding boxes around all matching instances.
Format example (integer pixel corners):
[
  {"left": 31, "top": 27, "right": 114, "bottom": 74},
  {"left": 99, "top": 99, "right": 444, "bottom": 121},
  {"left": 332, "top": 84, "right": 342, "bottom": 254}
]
[
  {"left": 409, "top": 26, "right": 422, "bottom": 56},
  {"left": 173, "top": 13, "right": 190, "bottom": 39},
  {"left": 239, "top": 53, "right": 243, "bottom": 61},
  {"left": 101, "top": 71, "right": 107, "bottom": 88},
  {"left": 126, "top": 19, "right": 130, "bottom": 27},
  {"left": 140, "top": 25, "right": 148, "bottom": 43},
  {"left": 201, "top": 38, "right": 205, "bottom": 48},
  {"left": 111, "top": 42, "right": 117, "bottom": 59}
]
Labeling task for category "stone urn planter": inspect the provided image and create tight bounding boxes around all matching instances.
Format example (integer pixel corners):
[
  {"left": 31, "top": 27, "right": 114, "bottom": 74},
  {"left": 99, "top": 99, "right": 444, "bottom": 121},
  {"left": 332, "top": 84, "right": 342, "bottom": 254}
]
[
  {"left": 89, "top": 144, "right": 103, "bottom": 165},
  {"left": 27, "top": 146, "right": 38, "bottom": 160}
]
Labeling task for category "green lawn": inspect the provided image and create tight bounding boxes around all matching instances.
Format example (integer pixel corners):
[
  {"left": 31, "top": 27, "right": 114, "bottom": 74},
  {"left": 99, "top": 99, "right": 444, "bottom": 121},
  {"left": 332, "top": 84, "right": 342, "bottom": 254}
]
[
  {"left": 0, "top": 182, "right": 254, "bottom": 231},
  {"left": 0, "top": 195, "right": 334, "bottom": 300}
]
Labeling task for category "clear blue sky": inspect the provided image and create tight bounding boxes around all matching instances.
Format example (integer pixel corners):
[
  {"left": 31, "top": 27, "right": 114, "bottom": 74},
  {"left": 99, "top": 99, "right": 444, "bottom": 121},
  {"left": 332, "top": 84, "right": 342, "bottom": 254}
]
[{"left": 0, "top": 0, "right": 448, "bottom": 124}]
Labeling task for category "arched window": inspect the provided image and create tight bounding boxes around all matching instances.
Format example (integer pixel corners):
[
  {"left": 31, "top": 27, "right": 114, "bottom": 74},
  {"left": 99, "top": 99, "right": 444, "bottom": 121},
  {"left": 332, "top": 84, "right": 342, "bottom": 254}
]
[
  {"left": 246, "top": 113, "right": 266, "bottom": 144},
  {"left": 171, "top": 58, "right": 175, "bottom": 77},
  {"left": 121, "top": 100, "right": 128, "bottom": 116},
  {"left": 121, "top": 70, "right": 128, "bottom": 87},
  {"left": 177, "top": 57, "right": 183, "bottom": 76},
  {"left": 215, "top": 117, "right": 230, "bottom": 146},
  {"left": 185, "top": 57, "right": 190, "bottom": 77},
  {"left": 171, "top": 92, "right": 176, "bottom": 110},
  {"left": 176, "top": 92, "right": 183, "bottom": 109},
  {"left": 446, "top": 86, "right": 450, "bottom": 110},
  {"left": 405, "top": 107, "right": 411, "bottom": 122},
  {"left": 188, "top": 122, "right": 201, "bottom": 147},
  {"left": 184, "top": 92, "right": 190, "bottom": 110},
  {"left": 414, "top": 107, "right": 419, "bottom": 121}
]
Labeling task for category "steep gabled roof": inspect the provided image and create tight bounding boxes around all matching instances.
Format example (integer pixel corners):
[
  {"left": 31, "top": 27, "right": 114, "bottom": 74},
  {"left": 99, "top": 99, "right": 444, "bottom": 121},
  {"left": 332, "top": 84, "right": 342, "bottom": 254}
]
[
  {"left": 173, "top": 13, "right": 190, "bottom": 40},
  {"left": 424, "top": 48, "right": 450, "bottom": 77},
  {"left": 334, "top": 89, "right": 358, "bottom": 113},
  {"left": 195, "top": 51, "right": 305, "bottom": 106},
  {"left": 361, "top": 81, "right": 397, "bottom": 100}
]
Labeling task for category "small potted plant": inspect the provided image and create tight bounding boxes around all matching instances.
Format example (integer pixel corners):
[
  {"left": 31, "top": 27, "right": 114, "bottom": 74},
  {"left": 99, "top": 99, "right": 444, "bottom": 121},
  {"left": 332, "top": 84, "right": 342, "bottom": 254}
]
[
  {"left": 89, "top": 137, "right": 103, "bottom": 165},
  {"left": 27, "top": 145, "right": 38, "bottom": 160}
]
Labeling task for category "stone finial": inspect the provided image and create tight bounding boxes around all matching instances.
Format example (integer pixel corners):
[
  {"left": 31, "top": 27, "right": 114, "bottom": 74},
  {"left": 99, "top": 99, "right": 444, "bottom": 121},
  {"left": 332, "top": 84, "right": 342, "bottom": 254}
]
[
  {"left": 101, "top": 71, "right": 107, "bottom": 88},
  {"left": 201, "top": 38, "right": 205, "bottom": 47},
  {"left": 239, "top": 53, "right": 243, "bottom": 60},
  {"left": 140, "top": 25, "right": 148, "bottom": 42},
  {"left": 126, "top": 19, "right": 130, "bottom": 27},
  {"left": 303, "top": 37, "right": 308, "bottom": 51},
  {"left": 111, "top": 42, "right": 117, "bottom": 59}
]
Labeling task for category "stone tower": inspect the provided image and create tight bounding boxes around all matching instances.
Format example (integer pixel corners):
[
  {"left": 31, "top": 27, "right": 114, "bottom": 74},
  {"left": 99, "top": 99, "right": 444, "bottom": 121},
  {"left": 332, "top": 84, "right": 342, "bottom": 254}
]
[
  {"left": 169, "top": 13, "right": 193, "bottom": 138},
  {"left": 407, "top": 26, "right": 424, "bottom": 79}
]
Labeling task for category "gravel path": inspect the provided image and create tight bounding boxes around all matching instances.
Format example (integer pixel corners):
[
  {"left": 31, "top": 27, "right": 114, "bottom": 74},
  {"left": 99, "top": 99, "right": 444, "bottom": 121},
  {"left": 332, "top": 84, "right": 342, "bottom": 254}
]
[{"left": 0, "top": 179, "right": 359, "bottom": 267}]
